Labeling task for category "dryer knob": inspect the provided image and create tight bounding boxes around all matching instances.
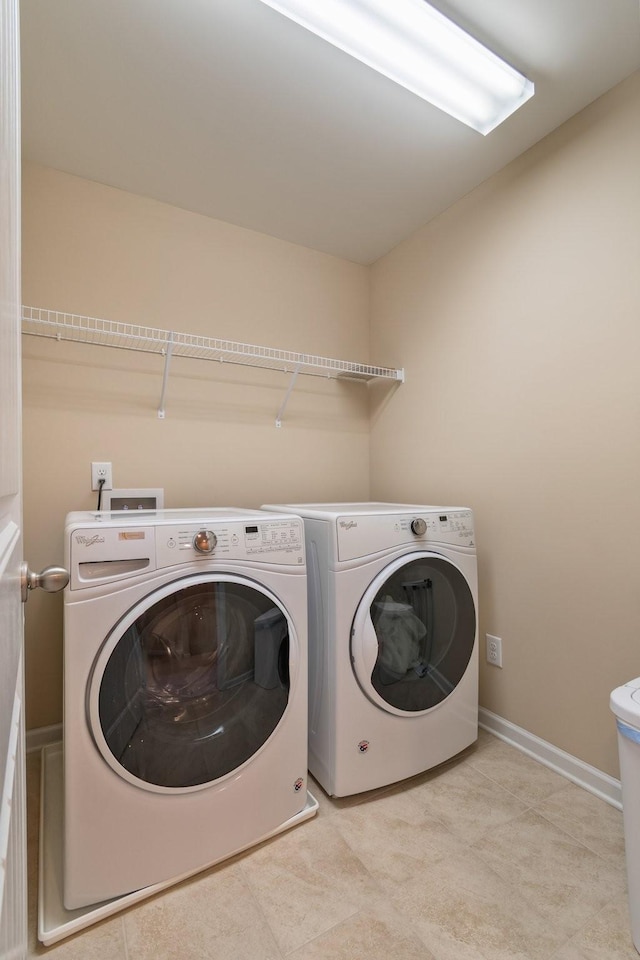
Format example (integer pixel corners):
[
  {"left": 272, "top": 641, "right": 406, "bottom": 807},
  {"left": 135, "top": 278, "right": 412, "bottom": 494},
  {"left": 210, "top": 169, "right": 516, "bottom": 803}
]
[
  {"left": 193, "top": 529, "right": 217, "bottom": 554},
  {"left": 411, "top": 518, "right": 427, "bottom": 536}
]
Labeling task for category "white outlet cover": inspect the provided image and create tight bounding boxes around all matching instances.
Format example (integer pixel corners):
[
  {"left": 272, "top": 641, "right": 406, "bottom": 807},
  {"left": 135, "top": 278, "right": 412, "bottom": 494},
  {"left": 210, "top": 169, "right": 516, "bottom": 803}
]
[
  {"left": 91, "top": 462, "right": 113, "bottom": 491},
  {"left": 486, "top": 634, "right": 502, "bottom": 667}
]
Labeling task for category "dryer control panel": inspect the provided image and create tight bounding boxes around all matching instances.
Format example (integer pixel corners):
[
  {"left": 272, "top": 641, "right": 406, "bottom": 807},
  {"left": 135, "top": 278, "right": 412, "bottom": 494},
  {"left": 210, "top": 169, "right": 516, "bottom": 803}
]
[{"left": 336, "top": 510, "right": 474, "bottom": 562}]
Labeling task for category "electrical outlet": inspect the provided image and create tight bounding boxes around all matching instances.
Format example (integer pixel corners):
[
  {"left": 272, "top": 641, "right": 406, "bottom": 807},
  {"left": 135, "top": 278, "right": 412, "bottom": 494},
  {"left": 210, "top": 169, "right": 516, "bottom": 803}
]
[
  {"left": 91, "top": 461, "right": 113, "bottom": 491},
  {"left": 486, "top": 634, "right": 503, "bottom": 668}
]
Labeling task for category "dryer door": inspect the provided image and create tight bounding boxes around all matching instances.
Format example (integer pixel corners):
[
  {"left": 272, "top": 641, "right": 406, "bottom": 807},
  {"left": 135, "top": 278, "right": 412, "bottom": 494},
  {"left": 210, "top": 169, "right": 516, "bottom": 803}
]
[
  {"left": 350, "top": 553, "right": 475, "bottom": 716},
  {"left": 87, "top": 574, "right": 296, "bottom": 793}
]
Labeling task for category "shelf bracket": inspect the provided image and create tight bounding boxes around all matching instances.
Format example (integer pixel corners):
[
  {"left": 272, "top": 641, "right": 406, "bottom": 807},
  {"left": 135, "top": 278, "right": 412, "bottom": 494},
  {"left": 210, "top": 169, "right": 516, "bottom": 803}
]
[
  {"left": 275, "top": 363, "right": 301, "bottom": 428},
  {"left": 157, "top": 334, "right": 175, "bottom": 419}
]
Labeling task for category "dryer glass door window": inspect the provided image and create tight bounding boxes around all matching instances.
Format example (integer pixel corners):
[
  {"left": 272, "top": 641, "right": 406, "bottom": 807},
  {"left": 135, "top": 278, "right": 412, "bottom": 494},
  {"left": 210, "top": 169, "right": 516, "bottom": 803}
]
[
  {"left": 352, "top": 555, "right": 475, "bottom": 714},
  {"left": 92, "top": 577, "right": 292, "bottom": 790}
]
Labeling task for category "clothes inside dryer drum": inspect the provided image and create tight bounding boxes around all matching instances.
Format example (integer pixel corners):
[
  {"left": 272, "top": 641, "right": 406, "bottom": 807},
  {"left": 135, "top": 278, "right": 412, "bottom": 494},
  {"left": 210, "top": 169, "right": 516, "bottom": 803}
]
[
  {"left": 369, "top": 557, "right": 475, "bottom": 713},
  {"left": 372, "top": 598, "right": 426, "bottom": 680},
  {"left": 97, "top": 581, "right": 290, "bottom": 789}
]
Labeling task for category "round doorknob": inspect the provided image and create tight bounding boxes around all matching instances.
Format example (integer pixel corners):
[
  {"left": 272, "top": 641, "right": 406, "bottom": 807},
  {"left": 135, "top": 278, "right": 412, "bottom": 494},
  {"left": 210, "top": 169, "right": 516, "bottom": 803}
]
[
  {"left": 21, "top": 563, "right": 69, "bottom": 603},
  {"left": 193, "top": 529, "right": 217, "bottom": 554},
  {"left": 411, "top": 518, "right": 427, "bottom": 536}
]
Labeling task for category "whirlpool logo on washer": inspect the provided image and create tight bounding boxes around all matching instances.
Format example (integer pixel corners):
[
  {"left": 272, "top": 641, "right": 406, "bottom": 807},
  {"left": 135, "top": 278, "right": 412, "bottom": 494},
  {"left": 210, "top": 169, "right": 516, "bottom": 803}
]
[
  {"left": 75, "top": 534, "right": 106, "bottom": 547},
  {"left": 339, "top": 520, "right": 358, "bottom": 530}
]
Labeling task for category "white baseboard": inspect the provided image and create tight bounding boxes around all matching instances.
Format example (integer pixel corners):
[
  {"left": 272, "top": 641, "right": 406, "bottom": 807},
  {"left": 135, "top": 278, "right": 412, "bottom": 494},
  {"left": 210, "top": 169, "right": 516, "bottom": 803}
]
[
  {"left": 479, "top": 707, "right": 622, "bottom": 810},
  {"left": 26, "top": 723, "right": 62, "bottom": 755}
]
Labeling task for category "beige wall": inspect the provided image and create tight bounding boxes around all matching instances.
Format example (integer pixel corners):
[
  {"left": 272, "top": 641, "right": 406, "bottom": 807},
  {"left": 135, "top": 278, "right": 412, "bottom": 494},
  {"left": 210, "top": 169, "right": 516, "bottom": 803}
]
[
  {"left": 21, "top": 164, "right": 371, "bottom": 729},
  {"left": 370, "top": 72, "right": 640, "bottom": 778}
]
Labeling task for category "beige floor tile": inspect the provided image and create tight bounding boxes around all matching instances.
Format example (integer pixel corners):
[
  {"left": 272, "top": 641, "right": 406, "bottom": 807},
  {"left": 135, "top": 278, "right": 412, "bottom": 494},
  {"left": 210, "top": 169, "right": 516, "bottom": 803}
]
[
  {"left": 551, "top": 900, "right": 638, "bottom": 959},
  {"left": 29, "top": 917, "right": 127, "bottom": 960},
  {"left": 535, "top": 781, "right": 626, "bottom": 863},
  {"left": 340, "top": 769, "right": 435, "bottom": 824},
  {"left": 465, "top": 738, "right": 569, "bottom": 805},
  {"left": 239, "top": 816, "right": 381, "bottom": 955},
  {"left": 390, "top": 848, "right": 563, "bottom": 960},
  {"left": 334, "top": 795, "right": 468, "bottom": 891},
  {"left": 123, "top": 863, "right": 281, "bottom": 960},
  {"left": 403, "top": 760, "right": 529, "bottom": 842},
  {"left": 287, "top": 903, "right": 437, "bottom": 960},
  {"left": 475, "top": 728, "right": 497, "bottom": 751},
  {"left": 472, "top": 809, "right": 626, "bottom": 939}
]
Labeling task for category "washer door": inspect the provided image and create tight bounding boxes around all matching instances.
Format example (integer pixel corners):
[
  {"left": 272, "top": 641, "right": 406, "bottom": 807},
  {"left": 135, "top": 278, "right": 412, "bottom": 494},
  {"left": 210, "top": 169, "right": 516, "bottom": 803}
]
[
  {"left": 88, "top": 574, "right": 296, "bottom": 793},
  {"left": 351, "top": 553, "right": 475, "bottom": 716}
]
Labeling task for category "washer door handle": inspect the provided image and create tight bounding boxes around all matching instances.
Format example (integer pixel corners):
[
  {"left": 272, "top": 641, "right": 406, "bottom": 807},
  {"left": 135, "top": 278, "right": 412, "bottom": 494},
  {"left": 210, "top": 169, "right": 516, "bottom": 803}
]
[{"left": 20, "top": 562, "right": 69, "bottom": 603}]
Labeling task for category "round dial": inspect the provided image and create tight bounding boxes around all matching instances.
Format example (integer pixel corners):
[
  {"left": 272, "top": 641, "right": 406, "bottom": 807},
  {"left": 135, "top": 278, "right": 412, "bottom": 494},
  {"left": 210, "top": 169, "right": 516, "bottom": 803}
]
[
  {"left": 411, "top": 518, "right": 427, "bottom": 536},
  {"left": 193, "top": 529, "right": 217, "bottom": 554}
]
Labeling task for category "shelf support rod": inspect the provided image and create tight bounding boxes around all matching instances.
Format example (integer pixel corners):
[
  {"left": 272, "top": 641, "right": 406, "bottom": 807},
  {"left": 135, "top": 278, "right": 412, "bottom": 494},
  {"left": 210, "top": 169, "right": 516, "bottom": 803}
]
[
  {"left": 157, "top": 334, "right": 175, "bottom": 419},
  {"left": 275, "top": 363, "right": 301, "bottom": 428}
]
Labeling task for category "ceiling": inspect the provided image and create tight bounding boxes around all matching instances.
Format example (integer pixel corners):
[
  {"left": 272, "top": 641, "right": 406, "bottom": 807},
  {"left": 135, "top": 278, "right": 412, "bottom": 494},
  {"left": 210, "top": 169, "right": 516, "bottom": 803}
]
[{"left": 20, "top": 0, "right": 640, "bottom": 264}]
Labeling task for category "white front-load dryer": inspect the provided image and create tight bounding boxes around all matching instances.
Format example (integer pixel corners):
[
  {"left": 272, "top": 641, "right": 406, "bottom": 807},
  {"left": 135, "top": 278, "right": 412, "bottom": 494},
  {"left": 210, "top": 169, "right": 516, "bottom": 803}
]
[
  {"left": 262, "top": 502, "right": 478, "bottom": 797},
  {"left": 63, "top": 508, "right": 310, "bottom": 909}
]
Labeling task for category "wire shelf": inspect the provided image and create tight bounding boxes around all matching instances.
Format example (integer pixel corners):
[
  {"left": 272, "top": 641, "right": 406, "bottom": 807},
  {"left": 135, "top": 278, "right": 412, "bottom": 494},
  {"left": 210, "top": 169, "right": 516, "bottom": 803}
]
[
  {"left": 21, "top": 306, "right": 404, "bottom": 423},
  {"left": 22, "top": 307, "right": 404, "bottom": 381}
]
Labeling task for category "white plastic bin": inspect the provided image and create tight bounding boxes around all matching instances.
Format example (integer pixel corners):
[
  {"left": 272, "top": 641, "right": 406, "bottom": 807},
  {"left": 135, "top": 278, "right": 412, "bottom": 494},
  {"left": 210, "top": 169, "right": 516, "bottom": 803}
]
[{"left": 611, "top": 678, "right": 640, "bottom": 954}]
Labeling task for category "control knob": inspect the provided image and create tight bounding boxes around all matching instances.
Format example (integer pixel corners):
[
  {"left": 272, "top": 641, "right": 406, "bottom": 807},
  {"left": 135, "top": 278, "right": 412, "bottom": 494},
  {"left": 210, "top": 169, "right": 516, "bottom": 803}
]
[
  {"left": 193, "top": 529, "right": 217, "bottom": 554},
  {"left": 411, "top": 518, "right": 427, "bottom": 536}
]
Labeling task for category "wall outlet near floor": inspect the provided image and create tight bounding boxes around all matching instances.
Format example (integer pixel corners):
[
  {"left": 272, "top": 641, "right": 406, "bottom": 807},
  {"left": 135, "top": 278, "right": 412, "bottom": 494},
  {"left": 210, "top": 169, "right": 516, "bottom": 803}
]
[
  {"left": 91, "top": 461, "right": 113, "bottom": 491},
  {"left": 486, "top": 634, "right": 503, "bottom": 667}
]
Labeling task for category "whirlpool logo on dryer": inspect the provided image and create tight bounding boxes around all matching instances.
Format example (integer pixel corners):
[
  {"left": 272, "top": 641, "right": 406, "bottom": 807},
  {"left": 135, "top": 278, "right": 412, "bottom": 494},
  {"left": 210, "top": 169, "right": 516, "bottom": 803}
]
[
  {"left": 339, "top": 521, "right": 358, "bottom": 530},
  {"left": 75, "top": 534, "right": 105, "bottom": 547}
]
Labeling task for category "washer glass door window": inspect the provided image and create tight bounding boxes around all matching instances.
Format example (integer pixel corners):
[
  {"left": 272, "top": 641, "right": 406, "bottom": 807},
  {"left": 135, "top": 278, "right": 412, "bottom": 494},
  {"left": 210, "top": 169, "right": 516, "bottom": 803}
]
[
  {"left": 89, "top": 575, "right": 293, "bottom": 792},
  {"left": 351, "top": 554, "right": 475, "bottom": 715}
]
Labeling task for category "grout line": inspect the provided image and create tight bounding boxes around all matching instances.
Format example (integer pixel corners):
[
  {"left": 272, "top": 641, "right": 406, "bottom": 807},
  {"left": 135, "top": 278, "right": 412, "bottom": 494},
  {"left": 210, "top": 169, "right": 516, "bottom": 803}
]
[
  {"left": 121, "top": 913, "right": 130, "bottom": 960},
  {"left": 235, "top": 857, "right": 291, "bottom": 959}
]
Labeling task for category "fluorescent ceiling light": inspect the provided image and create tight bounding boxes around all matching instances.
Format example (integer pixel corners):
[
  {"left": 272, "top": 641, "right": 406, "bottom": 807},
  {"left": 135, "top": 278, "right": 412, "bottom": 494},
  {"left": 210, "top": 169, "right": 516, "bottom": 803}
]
[{"left": 256, "top": 0, "right": 534, "bottom": 135}]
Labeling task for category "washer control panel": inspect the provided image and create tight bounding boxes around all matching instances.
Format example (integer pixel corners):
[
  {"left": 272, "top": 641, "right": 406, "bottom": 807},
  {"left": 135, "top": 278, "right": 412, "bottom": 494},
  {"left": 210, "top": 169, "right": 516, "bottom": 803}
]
[
  {"left": 156, "top": 517, "right": 304, "bottom": 567},
  {"left": 336, "top": 509, "right": 474, "bottom": 562},
  {"left": 67, "top": 513, "right": 305, "bottom": 589}
]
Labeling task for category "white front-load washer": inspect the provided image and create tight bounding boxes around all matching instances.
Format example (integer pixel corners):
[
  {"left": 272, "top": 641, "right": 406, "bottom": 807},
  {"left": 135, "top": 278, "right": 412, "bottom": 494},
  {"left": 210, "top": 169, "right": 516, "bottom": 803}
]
[
  {"left": 63, "top": 508, "right": 310, "bottom": 909},
  {"left": 262, "top": 502, "right": 478, "bottom": 797}
]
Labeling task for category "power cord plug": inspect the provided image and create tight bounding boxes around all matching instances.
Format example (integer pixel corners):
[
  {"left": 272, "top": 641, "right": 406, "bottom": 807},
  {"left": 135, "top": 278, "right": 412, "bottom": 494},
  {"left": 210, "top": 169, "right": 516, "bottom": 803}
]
[{"left": 96, "top": 477, "right": 106, "bottom": 511}]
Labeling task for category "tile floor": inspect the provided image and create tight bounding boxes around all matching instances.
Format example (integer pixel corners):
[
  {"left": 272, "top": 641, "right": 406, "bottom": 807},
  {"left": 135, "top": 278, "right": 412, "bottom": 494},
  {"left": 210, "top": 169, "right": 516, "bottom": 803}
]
[{"left": 27, "top": 730, "right": 638, "bottom": 959}]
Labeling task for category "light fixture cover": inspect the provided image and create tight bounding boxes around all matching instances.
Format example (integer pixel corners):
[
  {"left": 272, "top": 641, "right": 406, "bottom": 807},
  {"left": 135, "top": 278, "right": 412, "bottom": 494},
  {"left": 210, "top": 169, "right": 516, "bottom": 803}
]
[{"left": 256, "top": 0, "right": 534, "bottom": 134}]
